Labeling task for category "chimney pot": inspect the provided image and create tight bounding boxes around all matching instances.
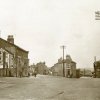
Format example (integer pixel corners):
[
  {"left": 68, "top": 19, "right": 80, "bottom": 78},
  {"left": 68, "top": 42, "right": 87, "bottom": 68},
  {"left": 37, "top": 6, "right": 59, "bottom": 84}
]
[{"left": 7, "top": 35, "right": 14, "bottom": 44}]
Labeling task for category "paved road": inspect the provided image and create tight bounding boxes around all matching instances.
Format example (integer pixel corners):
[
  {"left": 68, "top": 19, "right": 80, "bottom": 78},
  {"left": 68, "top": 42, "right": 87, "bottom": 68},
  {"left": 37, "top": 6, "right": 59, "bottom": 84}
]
[{"left": 0, "top": 75, "right": 100, "bottom": 100}]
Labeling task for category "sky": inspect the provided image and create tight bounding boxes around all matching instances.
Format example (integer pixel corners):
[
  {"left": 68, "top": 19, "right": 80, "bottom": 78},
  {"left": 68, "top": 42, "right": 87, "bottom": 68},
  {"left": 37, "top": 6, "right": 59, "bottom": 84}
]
[{"left": 0, "top": 0, "right": 100, "bottom": 68}]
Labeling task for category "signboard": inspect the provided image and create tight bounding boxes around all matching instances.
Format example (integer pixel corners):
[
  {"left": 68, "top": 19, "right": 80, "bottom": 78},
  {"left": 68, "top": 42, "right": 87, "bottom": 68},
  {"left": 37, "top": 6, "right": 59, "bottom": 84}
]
[{"left": 95, "top": 11, "right": 100, "bottom": 20}]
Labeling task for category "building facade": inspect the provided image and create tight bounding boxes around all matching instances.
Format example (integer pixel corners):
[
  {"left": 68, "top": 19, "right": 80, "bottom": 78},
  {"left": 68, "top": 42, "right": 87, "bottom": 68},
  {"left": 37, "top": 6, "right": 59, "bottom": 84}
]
[
  {"left": 35, "top": 62, "right": 49, "bottom": 75},
  {"left": 0, "top": 35, "right": 29, "bottom": 77},
  {"left": 51, "top": 55, "right": 76, "bottom": 78}
]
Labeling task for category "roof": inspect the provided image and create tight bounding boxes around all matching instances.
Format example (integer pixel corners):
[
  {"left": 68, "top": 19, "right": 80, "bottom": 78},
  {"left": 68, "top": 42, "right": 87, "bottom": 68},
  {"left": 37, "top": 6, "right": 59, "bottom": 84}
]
[
  {"left": 71, "top": 61, "right": 76, "bottom": 64},
  {"left": 0, "top": 38, "right": 28, "bottom": 53},
  {"left": 58, "top": 59, "right": 76, "bottom": 64}
]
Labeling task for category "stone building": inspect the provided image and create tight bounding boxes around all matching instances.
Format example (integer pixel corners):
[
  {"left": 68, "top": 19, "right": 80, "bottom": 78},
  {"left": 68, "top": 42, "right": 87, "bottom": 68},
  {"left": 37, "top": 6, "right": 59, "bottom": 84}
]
[
  {"left": 35, "top": 62, "right": 49, "bottom": 75},
  {"left": 29, "top": 64, "right": 36, "bottom": 76},
  {"left": 94, "top": 61, "right": 100, "bottom": 78},
  {"left": 0, "top": 35, "right": 29, "bottom": 77},
  {"left": 51, "top": 55, "right": 76, "bottom": 78}
]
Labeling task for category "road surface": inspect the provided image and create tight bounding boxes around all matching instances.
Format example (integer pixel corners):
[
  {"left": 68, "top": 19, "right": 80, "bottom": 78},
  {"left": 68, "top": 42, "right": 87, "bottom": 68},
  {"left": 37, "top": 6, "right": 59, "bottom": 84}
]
[{"left": 0, "top": 75, "right": 100, "bottom": 100}]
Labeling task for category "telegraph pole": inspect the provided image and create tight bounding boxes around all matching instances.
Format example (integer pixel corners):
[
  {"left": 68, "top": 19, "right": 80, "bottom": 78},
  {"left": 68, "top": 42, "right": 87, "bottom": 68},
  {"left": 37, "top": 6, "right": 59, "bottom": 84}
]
[
  {"left": 94, "top": 56, "right": 97, "bottom": 78},
  {"left": 60, "top": 45, "right": 66, "bottom": 77},
  {"left": 95, "top": 11, "right": 100, "bottom": 77}
]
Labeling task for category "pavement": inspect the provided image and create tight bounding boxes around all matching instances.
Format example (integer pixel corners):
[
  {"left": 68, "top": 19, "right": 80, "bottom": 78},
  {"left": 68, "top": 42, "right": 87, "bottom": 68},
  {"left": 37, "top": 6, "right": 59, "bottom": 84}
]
[{"left": 0, "top": 75, "right": 100, "bottom": 100}]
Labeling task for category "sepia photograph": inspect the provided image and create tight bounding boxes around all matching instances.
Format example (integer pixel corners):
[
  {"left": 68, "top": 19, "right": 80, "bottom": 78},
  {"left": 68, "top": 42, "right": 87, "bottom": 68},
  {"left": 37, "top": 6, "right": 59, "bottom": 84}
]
[{"left": 0, "top": 0, "right": 100, "bottom": 100}]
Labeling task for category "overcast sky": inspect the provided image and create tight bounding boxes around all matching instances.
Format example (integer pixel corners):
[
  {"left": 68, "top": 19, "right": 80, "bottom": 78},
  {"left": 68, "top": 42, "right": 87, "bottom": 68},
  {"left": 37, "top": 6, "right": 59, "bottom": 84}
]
[{"left": 0, "top": 0, "right": 100, "bottom": 68}]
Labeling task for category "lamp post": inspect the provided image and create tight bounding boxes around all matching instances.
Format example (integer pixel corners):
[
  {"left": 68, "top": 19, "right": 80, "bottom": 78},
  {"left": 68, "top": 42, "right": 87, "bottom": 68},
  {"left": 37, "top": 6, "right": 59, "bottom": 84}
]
[{"left": 60, "top": 45, "right": 66, "bottom": 77}]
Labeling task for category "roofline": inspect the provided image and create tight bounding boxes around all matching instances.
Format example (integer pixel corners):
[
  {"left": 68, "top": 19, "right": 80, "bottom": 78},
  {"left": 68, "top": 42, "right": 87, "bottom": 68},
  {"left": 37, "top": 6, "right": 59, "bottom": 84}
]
[{"left": 0, "top": 38, "right": 29, "bottom": 53}]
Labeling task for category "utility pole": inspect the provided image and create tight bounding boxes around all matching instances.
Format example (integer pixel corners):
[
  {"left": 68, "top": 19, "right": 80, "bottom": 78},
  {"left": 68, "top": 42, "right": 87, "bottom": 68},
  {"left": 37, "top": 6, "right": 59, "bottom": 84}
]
[
  {"left": 95, "top": 11, "right": 100, "bottom": 77},
  {"left": 60, "top": 45, "right": 66, "bottom": 77},
  {"left": 94, "top": 56, "right": 97, "bottom": 78}
]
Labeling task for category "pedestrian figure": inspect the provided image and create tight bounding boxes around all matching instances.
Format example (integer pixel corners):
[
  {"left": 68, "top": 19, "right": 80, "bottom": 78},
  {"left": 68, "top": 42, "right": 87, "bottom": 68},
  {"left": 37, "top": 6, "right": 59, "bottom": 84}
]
[
  {"left": 19, "top": 71, "right": 22, "bottom": 78},
  {"left": 28, "top": 72, "right": 30, "bottom": 77},
  {"left": 9, "top": 70, "right": 11, "bottom": 77},
  {"left": 34, "top": 71, "right": 37, "bottom": 77}
]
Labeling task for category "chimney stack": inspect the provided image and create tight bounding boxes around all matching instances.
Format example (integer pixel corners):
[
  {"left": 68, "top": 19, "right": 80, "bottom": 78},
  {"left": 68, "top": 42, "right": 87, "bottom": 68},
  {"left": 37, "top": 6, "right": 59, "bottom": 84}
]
[{"left": 7, "top": 35, "right": 14, "bottom": 44}]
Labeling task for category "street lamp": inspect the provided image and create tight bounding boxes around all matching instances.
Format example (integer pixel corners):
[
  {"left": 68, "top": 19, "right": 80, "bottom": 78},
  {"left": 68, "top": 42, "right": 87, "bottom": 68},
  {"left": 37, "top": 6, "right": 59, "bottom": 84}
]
[{"left": 60, "top": 45, "right": 66, "bottom": 77}]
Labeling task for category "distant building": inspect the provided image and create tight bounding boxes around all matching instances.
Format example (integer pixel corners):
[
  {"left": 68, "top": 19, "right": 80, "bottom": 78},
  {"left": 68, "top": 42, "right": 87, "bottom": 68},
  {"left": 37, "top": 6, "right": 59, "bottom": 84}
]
[
  {"left": 35, "top": 62, "right": 49, "bottom": 75},
  {"left": 51, "top": 55, "right": 76, "bottom": 78},
  {"left": 80, "top": 68, "right": 92, "bottom": 77},
  {"left": 29, "top": 64, "right": 36, "bottom": 75},
  {"left": 94, "top": 61, "right": 100, "bottom": 78},
  {"left": 0, "top": 35, "right": 29, "bottom": 77}
]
